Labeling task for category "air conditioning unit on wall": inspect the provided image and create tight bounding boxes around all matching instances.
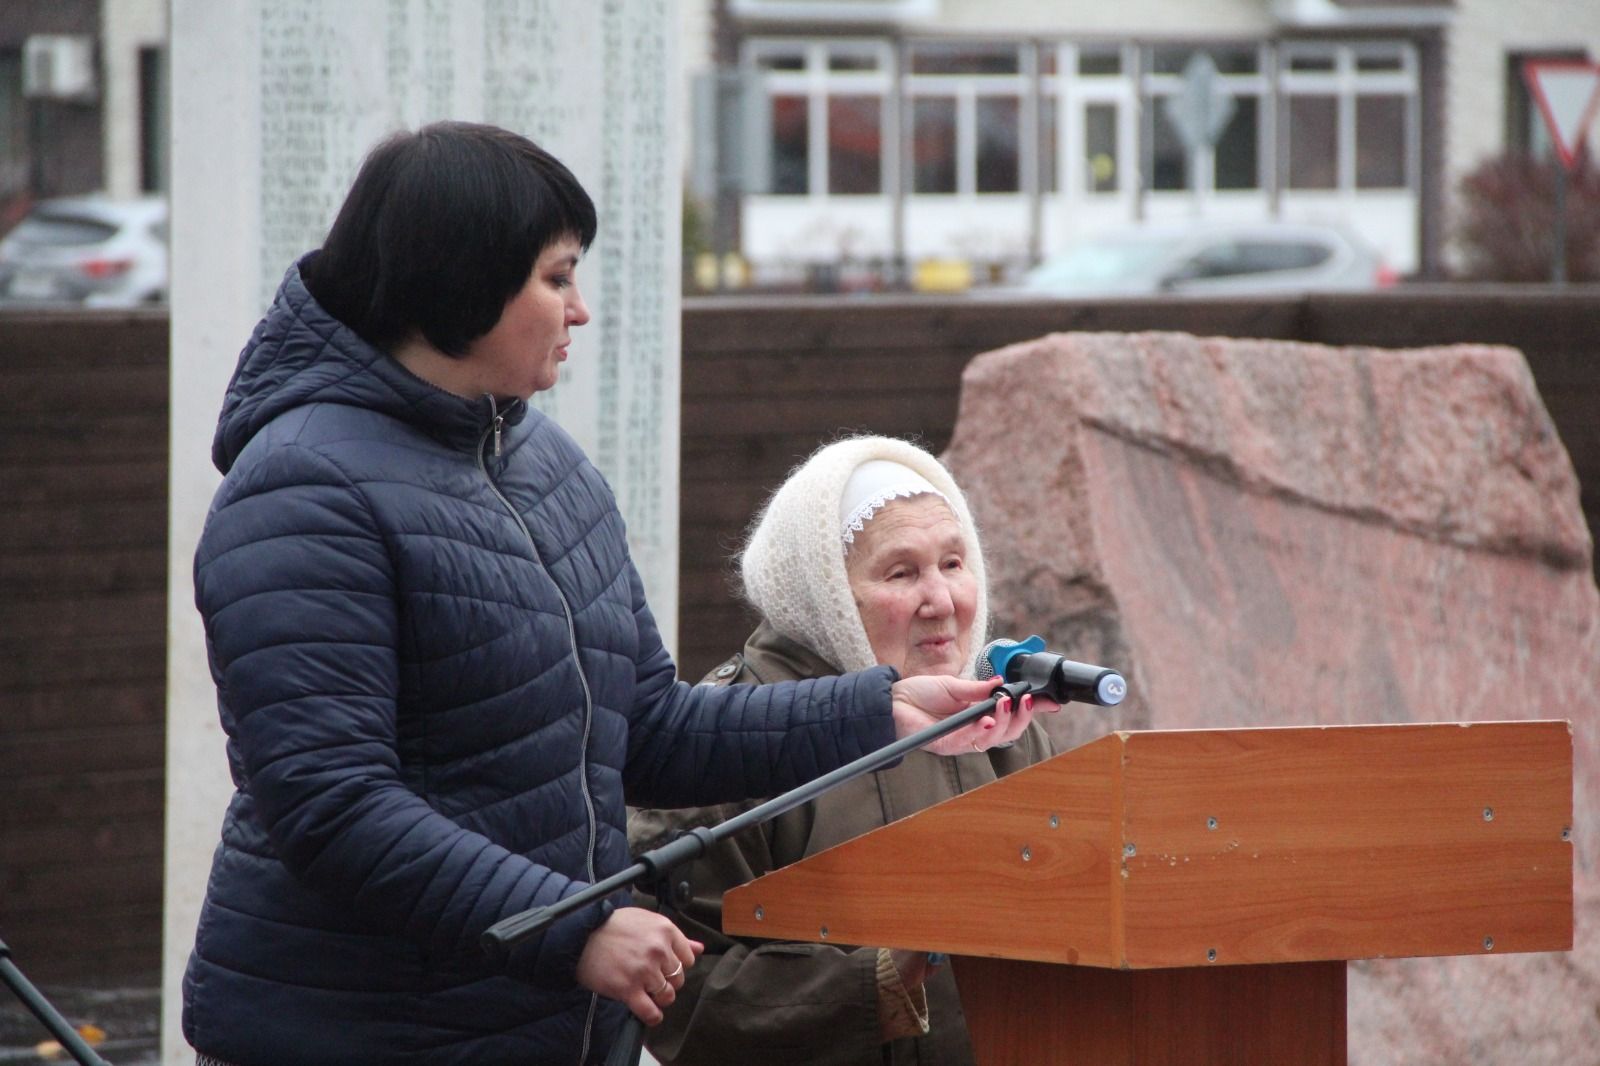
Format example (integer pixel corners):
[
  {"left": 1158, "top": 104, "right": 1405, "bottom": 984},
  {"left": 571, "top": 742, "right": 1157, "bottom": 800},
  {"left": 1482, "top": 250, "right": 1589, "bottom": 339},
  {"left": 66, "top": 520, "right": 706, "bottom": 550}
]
[{"left": 23, "top": 35, "right": 98, "bottom": 101}]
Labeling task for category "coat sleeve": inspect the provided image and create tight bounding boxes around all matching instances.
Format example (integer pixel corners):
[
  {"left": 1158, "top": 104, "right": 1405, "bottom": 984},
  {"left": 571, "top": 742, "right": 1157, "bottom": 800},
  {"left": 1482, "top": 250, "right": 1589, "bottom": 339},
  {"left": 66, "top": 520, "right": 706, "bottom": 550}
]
[
  {"left": 197, "top": 443, "right": 611, "bottom": 988},
  {"left": 619, "top": 562, "right": 899, "bottom": 809},
  {"left": 627, "top": 805, "right": 885, "bottom": 1066}
]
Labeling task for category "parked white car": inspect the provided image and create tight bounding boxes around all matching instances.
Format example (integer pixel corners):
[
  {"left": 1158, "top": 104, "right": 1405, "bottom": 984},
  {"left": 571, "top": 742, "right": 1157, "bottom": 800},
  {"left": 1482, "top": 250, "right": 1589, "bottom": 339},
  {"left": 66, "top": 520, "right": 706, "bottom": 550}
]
[
  {"left": 1006, "top": 222, "right": 1396, "bottom": 297},
  {"left": 0, "top": 196, "right": 168, "bottom": 307}
]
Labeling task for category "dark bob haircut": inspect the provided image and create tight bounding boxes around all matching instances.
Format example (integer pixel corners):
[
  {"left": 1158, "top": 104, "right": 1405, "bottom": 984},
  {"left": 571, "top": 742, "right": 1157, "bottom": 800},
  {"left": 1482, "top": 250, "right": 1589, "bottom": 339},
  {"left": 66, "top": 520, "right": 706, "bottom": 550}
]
[{"left": 303, "top": 121, "right": 597, "bottom": 357}]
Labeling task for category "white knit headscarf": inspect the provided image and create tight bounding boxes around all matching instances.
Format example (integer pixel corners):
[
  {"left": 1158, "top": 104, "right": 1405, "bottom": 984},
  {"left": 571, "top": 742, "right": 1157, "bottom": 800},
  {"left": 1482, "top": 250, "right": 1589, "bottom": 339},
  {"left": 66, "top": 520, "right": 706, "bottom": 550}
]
[{"left": 739, "top": 436, "right": 989, "bottom": 677}]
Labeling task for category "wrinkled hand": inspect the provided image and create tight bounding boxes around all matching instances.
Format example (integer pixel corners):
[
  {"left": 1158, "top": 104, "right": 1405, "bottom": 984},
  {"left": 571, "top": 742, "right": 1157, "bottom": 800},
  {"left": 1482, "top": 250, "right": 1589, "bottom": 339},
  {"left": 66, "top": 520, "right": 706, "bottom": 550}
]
[
  {"left": 890, "top": 675, "right": 1057, "bottom": 756},
  {"left": 575, "top": 906, "right": 703, "bottom": 1025}
]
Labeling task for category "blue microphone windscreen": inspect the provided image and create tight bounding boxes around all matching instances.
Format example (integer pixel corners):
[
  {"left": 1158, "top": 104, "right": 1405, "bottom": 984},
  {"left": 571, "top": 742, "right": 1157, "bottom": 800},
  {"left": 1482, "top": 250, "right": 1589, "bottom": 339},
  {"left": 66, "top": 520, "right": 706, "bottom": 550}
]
[{"left": 980, "top": 635, "right": 1046, "bottom": 680}]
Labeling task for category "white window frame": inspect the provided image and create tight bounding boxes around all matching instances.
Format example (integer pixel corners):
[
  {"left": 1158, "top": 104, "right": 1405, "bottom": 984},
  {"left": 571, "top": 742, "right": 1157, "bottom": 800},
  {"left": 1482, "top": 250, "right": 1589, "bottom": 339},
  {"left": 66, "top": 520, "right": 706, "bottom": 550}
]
[
  {"left": 1141, "top": 43, "right": 1272, "bottom": 196},
  {"left": 1045, "top": 42, "right": 1140, "bottom": 198},
  {"left": 745, "top": 37, "right": 896, "bottom": 197},
  {"left": 1279, "top": 41, "right": 1419, "bottom": 192},
  {"left": 904, "top": 41, "right": 1030, "bottom": 197},
  {"left": 731, "top": 0, "right": 937, "bottom": 22}
]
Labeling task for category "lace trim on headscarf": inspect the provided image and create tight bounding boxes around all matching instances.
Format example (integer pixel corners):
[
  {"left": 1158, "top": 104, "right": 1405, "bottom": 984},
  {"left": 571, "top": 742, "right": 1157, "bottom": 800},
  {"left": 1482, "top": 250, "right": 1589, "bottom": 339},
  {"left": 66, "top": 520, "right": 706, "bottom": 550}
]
[{"left": 840, "top": 486, "right": 950, "bottom": 547}]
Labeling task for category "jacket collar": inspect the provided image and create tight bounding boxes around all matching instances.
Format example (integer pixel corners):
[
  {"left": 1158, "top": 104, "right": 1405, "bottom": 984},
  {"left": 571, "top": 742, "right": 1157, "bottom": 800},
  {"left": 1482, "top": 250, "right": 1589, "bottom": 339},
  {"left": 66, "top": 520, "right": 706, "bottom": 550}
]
[
  {"left": 736, "top": 621, "right": 842, "bottom": 685},
  {"left": 212, "top": 254, "right": 528, "bottom": 473}
]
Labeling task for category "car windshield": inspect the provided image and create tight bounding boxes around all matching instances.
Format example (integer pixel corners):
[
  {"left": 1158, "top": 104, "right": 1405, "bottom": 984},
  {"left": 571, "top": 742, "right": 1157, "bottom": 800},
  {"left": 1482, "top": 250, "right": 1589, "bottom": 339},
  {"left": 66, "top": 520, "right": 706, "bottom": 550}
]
[
  {"left": 1022, "top": 233, "right": 1178, "bottom": 290},
  {"left": 9, "top": 211, "right": 118, "bottom": 247}
]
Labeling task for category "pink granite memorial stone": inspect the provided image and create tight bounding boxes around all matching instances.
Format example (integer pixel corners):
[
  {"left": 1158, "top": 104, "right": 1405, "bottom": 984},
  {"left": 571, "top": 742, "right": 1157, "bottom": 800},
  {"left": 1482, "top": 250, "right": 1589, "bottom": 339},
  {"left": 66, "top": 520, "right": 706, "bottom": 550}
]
[{"left": 943, "top": 331, "right": 1599, "bottom": 1065}]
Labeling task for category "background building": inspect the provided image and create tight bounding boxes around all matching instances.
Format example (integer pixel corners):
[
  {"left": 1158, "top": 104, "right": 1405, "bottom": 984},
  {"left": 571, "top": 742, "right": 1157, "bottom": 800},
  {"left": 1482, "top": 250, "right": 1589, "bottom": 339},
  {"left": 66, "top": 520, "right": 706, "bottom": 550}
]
[
  {"left": 0, "top": 0, "right": 166, "bottom": 229},
  {"left": 687, "top": 0, "right": 1600, "bottom": 288}
]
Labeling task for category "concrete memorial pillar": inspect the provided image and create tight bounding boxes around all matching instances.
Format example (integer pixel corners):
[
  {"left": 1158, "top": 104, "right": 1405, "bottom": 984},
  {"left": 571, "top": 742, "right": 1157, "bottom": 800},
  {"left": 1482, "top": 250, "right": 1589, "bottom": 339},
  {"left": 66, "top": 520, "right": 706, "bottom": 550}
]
[
  {"left": 163, "top": 3, "right": 679, "bottom": 1061},
  {"left": 944, "top": 331, "right": 1600, "bottom": 1063}
]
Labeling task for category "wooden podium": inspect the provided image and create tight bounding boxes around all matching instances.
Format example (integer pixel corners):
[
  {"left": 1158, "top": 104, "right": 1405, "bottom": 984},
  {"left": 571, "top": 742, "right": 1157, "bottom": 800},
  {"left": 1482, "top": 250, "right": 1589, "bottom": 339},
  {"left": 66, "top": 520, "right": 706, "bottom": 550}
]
[{"left": 724, "top": 722, "right": 1573, "bottom": 1065}]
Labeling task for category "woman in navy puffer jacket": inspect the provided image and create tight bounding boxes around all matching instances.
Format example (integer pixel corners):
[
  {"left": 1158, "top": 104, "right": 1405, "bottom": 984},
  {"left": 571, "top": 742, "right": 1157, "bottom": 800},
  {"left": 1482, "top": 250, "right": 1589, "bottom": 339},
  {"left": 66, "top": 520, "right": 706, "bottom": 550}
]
[{"left": 182, "top": 122, "right": 1034, "bottom": 1066}]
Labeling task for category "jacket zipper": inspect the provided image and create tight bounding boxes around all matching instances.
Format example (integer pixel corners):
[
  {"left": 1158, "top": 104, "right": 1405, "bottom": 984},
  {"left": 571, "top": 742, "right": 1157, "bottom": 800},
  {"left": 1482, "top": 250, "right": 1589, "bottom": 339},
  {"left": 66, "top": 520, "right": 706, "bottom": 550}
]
[{"left": 476, "top": 397, "right": 602, "bottom": 1065}]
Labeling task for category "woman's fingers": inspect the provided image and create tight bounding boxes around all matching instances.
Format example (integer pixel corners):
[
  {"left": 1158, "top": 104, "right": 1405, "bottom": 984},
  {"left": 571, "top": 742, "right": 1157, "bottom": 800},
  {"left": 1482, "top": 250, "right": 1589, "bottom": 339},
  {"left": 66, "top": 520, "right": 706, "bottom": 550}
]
[
  {"left": 629, "top": 987, "right": 665, "bottom": 1025},
  {"left": 990, "top": 692, "right": 1041, "bottom": 745},
  {"left": 576, "top": 908, "right": 705, "bottom": 1024},
  {"left": 637, "top": 934, "right": 702, "bottom": 1024},
  {"left": 893, "top": 674, "right": 1062, "bottom": 755}
]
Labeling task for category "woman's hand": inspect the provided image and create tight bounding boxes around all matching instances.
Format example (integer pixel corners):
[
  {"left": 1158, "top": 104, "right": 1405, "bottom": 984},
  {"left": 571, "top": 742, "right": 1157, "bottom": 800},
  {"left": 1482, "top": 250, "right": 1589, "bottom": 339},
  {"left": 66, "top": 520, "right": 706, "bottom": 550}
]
[
  {"left": 890, "top": 675, "right": 1055, "bottom": 756},
  {"left": 575, "top": 907, "right": 703, "bottom": 1025}
]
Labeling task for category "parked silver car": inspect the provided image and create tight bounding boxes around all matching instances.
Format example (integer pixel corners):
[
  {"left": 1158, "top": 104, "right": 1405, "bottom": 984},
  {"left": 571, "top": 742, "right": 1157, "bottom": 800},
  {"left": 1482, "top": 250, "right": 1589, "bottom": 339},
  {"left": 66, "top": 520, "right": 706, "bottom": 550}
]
[
  {"left": 0, "top": 196, "right": 168, "bottom": 307},
  {"left": 1008, "top": 222, "right": 1396, "bottom": 297}
]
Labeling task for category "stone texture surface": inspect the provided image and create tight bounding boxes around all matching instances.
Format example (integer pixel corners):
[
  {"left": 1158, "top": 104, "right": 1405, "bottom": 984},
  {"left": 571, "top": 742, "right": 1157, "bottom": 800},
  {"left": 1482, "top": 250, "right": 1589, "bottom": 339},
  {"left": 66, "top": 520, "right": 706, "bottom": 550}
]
[{"left": 943, "top": 331, "right": 1600, "bottom": 1065}]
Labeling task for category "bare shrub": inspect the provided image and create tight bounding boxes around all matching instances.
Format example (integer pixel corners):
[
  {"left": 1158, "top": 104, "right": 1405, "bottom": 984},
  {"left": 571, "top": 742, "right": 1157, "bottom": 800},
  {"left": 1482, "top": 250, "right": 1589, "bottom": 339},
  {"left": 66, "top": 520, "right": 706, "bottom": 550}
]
[{"left": 1454, "top": 151, "right": 1600, "bottom": 282}]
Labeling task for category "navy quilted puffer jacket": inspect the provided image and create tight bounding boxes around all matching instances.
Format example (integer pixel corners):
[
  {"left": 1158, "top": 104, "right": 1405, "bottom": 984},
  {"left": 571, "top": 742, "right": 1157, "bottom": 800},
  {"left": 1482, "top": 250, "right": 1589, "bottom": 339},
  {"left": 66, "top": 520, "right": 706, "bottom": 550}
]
[{"left": 182, "top": 259, "right": 899, "bottom": 1065}]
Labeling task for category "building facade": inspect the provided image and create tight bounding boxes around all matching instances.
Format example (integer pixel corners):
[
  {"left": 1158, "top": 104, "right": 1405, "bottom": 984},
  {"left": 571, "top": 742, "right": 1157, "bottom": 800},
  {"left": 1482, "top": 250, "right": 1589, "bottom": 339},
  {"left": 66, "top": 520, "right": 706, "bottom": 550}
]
[
  {"left": 0, "top": 0, "right": 166, "bottom": 229},
  {"left": 698, "top": 0, "right": 1600, "bottom": 286}
]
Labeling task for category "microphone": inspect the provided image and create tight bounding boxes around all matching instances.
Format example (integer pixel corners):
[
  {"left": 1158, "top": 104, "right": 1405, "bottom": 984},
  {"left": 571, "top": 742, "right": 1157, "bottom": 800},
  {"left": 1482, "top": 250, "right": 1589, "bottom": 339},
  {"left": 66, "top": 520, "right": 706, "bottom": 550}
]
[{"left": 976, "top": 636, "right": 1127, "bottom": 707}]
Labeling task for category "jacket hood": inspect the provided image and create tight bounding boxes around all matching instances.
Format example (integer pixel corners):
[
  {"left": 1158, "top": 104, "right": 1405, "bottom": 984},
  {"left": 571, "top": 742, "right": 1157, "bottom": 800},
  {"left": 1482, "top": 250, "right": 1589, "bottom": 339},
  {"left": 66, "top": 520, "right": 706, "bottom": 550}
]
[{"left": 212, "top": 254, "right": 522, "bottom": 474}]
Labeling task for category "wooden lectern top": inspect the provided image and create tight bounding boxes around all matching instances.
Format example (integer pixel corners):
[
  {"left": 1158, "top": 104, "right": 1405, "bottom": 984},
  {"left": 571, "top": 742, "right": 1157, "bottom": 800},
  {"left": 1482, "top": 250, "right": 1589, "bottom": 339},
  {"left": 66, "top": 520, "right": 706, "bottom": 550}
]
[{"left": 723, "top": 721, "right": 1572, "bottom": 970}]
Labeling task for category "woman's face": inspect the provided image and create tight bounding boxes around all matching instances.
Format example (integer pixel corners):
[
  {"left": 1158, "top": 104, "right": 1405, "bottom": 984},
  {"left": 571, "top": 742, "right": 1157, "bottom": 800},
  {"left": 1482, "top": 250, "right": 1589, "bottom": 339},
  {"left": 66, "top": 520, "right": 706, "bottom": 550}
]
[
  {"left": 845, "top": 494, "right": 977, "bottom": 678},
  {"left": 460, "top": 236, "right": 591, "bottom": 398}
]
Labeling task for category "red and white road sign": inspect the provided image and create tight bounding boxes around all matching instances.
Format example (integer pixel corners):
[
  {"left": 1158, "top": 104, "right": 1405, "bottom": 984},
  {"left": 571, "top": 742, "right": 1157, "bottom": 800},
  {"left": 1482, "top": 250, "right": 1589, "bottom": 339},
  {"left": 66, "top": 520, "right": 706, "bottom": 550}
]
[{"left": 1523, "top": 60, "right": 1600, "bottom": 170}]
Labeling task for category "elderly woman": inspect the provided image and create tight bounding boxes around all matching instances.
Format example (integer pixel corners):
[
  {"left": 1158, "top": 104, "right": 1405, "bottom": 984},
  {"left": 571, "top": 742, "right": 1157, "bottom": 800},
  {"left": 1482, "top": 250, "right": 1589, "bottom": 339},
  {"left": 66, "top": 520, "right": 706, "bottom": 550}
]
[
  {"left": 630, "top": 436, "right": 1055, "bottom": 1065},
  {"left": 181, "top": 125, "right": 1036, "bottom": 1066}
]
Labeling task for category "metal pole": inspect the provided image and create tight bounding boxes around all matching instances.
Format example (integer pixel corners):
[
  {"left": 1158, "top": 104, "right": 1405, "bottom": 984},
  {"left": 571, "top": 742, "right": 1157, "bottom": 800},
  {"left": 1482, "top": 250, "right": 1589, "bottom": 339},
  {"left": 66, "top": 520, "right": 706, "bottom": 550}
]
[
  {"left": 28, "top": 99, "right": 46, "bottom": 196},
  {"left": 482, "top": 683, "right": 1031, "bottom": 958},
  {"left": 0, "top": 938, "right": 112, "bottom": 1066},
  {"left": 1132, "top": 43, "right": 1147, "bottom": 224},
  {"left": 712, "top": 0, "right": 738, "bottom": 293},
  {"left": 1028, "top": 39, "right": 1044, "bottom": 268},
  {"left": 485, "top": 681, "right": 1030, "bottom": 1066},
  {"left": 1552, "top": 158, "right": 1568, "bottom": 286},
  {"left": 892, "top": 35, "right": 909, "bottom": 289}
]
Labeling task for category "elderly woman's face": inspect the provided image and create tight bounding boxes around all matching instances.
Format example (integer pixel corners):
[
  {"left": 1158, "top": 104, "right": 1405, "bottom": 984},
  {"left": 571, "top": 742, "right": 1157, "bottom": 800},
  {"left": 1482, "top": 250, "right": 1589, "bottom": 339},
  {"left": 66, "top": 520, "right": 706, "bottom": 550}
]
[{"left": 845, "top": 495, "right": 977, "bottom": 678}]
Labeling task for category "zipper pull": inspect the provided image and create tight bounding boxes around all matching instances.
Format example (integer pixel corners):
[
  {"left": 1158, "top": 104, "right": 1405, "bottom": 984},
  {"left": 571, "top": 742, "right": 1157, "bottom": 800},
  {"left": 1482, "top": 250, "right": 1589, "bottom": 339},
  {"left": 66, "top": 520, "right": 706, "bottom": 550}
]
[{"left": 485, "top": 393, "right": 504, "bottom": 458}]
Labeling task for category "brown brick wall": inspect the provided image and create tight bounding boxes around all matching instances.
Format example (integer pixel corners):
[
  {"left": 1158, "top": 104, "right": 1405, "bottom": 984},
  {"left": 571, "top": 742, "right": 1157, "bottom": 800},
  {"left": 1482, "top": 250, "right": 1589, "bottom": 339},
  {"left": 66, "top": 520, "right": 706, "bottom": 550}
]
[
  {"left": 1, "top": 289, "right": 1595, "bottom": 980},
  {"left": 0, "top": 310, "right": 168, "bottom": 981}
]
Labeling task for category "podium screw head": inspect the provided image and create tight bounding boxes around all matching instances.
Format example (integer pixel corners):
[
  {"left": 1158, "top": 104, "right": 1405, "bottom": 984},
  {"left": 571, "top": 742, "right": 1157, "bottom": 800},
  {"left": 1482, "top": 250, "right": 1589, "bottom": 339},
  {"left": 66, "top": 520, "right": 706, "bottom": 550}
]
[
  {"left": 1021, "top": 846, "right": 1032, "bottom": 862},
  {"left": 1049, "top": 814, "right": 1060, "bottom": 829},
  {"left": 1207, "top": 817, "right": 1218, "bottom": 831},
  {"left": 820, "top": 926, "right": 829, "bottom": 940},
  {"left": 1123, "top": 843, "right": 1137, "bottom": 858},
  {"left": 754, "top": 906, "right": 764, "bottom": 922},
  {"left": 1482, "top": 807, "right": 1494, "bottom": 822},
  {"left": 1483, "top": 936, "right": 1495, "bottom": 951},
  {"left": 1206, "top": 948, "right": 1217, "bottom": 962},
  {"left": 1562, "top": 827, "right": 1572, "bottom": 841}
]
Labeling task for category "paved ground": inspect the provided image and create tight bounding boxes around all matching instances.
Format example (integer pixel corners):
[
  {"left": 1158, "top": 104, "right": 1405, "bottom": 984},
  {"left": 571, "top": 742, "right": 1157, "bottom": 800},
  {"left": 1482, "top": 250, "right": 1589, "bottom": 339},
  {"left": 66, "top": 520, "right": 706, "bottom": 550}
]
[{"left": 0, "top": 977, "right": 159, "bottom": 1066}]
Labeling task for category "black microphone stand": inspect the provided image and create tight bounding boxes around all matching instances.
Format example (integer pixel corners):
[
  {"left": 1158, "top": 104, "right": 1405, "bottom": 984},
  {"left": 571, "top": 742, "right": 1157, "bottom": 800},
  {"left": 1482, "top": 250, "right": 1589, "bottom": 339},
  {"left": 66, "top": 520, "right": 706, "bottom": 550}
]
[
  {"left": 0, "top": 935, "right": 113, "bottom": 1066},
  {"left": 481, "top": 680, "right": 1033, "bottom": 1066}
]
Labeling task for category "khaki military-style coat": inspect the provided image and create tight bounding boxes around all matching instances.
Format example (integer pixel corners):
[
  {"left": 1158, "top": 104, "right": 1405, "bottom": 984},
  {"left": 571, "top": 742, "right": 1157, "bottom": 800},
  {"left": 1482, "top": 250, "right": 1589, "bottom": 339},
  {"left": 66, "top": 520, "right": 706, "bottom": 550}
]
[{"left": 629, "top": 621, "right": 1055, "bottom": 1066}]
